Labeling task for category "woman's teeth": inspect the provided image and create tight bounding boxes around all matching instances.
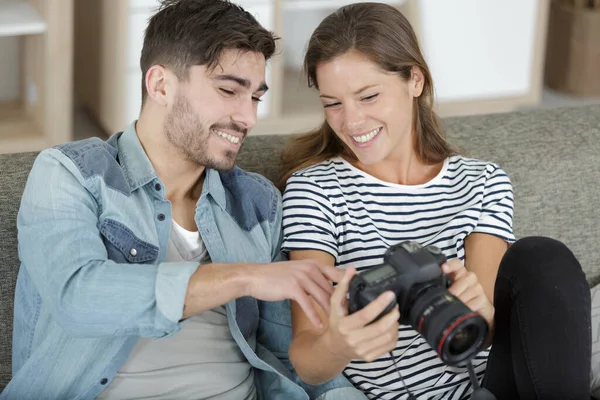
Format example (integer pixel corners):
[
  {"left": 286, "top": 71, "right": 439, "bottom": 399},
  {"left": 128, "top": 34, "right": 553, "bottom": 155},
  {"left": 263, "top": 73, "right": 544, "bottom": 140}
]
[
  {"left": 213, "top": 129, "right": 240, "bottom": 144},
  {"left": 352, "top": 127, "right": 381, "bottom": 143}
]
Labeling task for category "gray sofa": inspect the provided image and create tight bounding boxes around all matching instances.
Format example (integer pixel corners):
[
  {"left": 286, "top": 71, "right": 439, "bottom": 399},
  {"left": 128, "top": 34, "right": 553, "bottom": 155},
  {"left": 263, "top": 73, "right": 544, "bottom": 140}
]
[{"left": 1, "top": 105, "right": 600, "bottom": 392}]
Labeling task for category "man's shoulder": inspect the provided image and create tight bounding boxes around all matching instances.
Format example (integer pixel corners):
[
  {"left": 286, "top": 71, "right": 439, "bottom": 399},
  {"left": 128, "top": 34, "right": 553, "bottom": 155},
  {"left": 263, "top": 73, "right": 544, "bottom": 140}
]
[
  {"left": 36, "top": 135, "right": 131, "bottom": 195},
  {"left": 218, "top": 166, "right": 281, "bottom": 225},
  {"left": 220, "top": 166, "right": 280, "bottom": 198},
  {"left": 53, "top": 136, "right": 117, "bottom": 165}
]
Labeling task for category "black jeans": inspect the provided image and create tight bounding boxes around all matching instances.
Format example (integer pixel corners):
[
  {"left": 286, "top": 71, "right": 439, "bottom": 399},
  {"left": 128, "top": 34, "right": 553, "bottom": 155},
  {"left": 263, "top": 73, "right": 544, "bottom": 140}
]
[{"left": 482, "top": 237, "right": 591, "bottom": 399}]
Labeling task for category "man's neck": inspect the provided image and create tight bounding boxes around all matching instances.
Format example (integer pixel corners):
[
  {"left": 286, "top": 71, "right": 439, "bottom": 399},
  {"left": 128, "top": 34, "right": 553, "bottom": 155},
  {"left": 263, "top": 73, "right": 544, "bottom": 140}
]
[{"left": 135, "top": 112, "right": 205, "bottom": 202}]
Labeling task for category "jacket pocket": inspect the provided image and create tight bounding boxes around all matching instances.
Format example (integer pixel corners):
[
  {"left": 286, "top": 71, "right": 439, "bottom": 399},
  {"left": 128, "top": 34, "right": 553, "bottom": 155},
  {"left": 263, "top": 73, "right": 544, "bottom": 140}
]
[{"left": 99, "top": 218, "right": 159, "bottom": 264}]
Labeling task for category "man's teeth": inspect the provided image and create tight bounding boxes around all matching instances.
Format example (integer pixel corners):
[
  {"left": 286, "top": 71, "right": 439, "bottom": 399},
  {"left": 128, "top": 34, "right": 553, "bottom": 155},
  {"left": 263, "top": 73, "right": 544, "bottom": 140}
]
[
  {"left": 213, "top": 129, "right": 240, "bottom": 144},
  {"left": 352, "top": 127, "right": 381, "bottom": 143}
]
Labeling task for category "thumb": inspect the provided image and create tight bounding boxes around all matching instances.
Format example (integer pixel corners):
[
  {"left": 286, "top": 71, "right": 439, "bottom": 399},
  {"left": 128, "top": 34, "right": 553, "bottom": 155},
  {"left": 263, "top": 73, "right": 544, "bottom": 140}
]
[{"left": 330, "top": 267, "right": 356, "bottom": 317}]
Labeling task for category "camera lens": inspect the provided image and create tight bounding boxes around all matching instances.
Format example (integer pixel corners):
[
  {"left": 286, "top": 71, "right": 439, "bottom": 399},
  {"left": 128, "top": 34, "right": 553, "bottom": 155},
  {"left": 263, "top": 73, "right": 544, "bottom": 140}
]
[
  {"left": 448, "top": 325, "right": 478, "bottom": 355},
  {"left": 406, "top": 286, "right": 488, "bottom": 365}
]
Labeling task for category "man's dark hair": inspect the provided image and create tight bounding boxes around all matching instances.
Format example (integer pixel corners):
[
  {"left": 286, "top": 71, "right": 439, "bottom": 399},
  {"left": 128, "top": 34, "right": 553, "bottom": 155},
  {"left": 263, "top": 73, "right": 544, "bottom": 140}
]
[{"left": 140, "top": 0, "right": 278, "bottom": 104}]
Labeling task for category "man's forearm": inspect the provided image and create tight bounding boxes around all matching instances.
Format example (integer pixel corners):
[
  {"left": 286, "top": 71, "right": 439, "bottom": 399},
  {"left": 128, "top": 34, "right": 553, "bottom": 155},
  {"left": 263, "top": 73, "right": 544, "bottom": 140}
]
[
  {"left": 289, "top": 329, "right": 352, "bottom": 385},
  {"left": 182, "top": 263, "right": 251, "bottom": 319}
]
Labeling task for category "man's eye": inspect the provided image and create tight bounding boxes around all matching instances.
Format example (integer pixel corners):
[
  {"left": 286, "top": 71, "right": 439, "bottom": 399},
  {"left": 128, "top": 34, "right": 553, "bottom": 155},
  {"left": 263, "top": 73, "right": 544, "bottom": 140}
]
[
  {"left": 220, "top": 88, "right": 235, "bottom": 95},
  {"left": 252, "top": 97, "right": 263, "bottom": 103}
]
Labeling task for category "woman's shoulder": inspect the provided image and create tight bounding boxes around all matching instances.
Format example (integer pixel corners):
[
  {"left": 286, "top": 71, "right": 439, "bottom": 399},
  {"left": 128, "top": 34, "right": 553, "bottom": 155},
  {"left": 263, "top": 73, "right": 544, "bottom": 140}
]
[
  {"left": 446, "top": 155, "right": 508, "bottom": 178},
  {"left": 288, "top": 157, "right": 347, "bottom": 181}
]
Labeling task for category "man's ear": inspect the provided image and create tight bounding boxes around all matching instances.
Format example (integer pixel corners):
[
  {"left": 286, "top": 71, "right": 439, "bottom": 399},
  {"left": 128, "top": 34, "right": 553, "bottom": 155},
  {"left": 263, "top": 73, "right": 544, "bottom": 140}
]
[
  {"left": 410, "top": 66, "right": 425, "bottom": 98},
  {"left": 145, "top": 65, "right": 176, "bottom": 106}
]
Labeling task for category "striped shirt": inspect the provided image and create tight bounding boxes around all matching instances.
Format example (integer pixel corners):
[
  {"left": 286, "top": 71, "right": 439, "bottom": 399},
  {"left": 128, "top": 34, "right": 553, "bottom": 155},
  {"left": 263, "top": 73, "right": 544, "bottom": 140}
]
[{"left": 281, "top": 155, "right": 515, "bottom": 399}]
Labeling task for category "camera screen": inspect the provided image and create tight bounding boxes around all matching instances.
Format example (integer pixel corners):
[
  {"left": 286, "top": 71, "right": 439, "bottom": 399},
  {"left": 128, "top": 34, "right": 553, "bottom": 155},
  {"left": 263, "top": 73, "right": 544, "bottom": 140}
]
[{"left": 364, "top": 264, "right": 396, "bottom": 283}]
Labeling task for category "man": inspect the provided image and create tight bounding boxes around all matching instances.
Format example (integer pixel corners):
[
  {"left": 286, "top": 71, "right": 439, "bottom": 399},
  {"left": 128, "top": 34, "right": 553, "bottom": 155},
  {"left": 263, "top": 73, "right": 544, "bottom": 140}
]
[{"left": 2, "top": 1, "right": 362, "bottom": 399}]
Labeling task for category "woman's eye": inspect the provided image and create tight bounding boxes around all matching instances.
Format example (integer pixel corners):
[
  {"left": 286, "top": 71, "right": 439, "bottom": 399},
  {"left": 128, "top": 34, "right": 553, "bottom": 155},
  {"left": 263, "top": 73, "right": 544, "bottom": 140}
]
[
  {"left": 252, "top": 96, "right": 263, "bottom": 103},
  {"left": 323, "top": 102, "right": 341, "bottom": 109},
  {"left": 220, "top": 88, "right": 235, "bottom": 96},
  {"left": 362, "top": 94, "right": 379, "bottom": 101}
]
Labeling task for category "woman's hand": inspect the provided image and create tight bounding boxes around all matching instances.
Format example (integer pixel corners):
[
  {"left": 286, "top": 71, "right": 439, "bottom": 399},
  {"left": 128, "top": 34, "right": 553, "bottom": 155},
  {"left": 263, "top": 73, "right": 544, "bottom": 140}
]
[
  {"left": 442, "top": 259, "right": 495, "bottom": 328},
  {"left": 323, "top": 267, "right": 400, "bottom": 362}
]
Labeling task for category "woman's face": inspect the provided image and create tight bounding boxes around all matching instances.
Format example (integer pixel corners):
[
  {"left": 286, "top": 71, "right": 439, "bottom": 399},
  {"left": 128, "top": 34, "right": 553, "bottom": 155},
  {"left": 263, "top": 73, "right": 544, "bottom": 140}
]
[{"left": 315, "top": 51, "right": 424, "bottom": 166}]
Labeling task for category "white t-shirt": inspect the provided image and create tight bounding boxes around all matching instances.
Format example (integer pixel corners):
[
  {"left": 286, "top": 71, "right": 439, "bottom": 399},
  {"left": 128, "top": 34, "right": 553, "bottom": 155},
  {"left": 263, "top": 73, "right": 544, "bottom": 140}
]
[
  {"left": 281, "top": 155, "right": 515, "bottom": 400},
  {"left": 98, "top": 220, "right": 256, "bottom": 400}
]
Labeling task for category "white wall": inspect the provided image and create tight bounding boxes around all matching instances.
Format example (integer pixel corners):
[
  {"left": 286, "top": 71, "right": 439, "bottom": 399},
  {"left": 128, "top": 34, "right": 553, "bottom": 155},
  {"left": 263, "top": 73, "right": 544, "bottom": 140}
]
[
  {"left": 281, "top": 0, "right": 539, "bottom": 103},
  {"left": 282, "top": 0, "right": 406, "bottom": 69},
  {"left": 418, "top": 0, "right": 538, "bottom": 102}
]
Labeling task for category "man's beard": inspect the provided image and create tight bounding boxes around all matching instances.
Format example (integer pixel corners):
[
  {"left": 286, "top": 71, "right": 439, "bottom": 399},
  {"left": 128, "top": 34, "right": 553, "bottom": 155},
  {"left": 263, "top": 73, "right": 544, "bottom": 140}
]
[{"left": 163, "top": 94, "right": 246, "bottom": 171}]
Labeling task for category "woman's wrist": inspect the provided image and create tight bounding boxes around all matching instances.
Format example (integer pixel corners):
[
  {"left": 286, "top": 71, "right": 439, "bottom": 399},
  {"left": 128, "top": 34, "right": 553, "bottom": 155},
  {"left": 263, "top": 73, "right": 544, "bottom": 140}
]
[{"left": 321, "top": 326, "right": 354, "bottom": 365}]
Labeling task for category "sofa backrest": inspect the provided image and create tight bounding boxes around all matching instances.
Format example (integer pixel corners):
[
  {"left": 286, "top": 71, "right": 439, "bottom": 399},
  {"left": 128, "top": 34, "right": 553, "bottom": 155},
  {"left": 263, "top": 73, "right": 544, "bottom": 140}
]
[
  {"left": 1, "top": 105, "right": 600, "bottom": 390},
  {"left": 0, "top": 151, "right": 38, "bottom": 390}
]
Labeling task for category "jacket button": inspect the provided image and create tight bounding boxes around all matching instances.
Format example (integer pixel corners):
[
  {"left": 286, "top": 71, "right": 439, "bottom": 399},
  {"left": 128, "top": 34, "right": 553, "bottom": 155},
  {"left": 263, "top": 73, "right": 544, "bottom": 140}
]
[
  {"left": 157, "top": 214, "right": 166, "bottom": 221},
  {"left": 130, "top": 248, "right": 137, "bottom": 256},
  {"left": 154, "top": 183, "right": 161, "bottom": 191},
  {"left": 100, "top": 378, "right": 108, "bottom": 385}
]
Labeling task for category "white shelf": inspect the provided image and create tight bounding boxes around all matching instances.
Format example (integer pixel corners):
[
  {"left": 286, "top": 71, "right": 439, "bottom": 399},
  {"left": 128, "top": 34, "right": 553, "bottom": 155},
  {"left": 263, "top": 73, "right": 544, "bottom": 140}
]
[{"left": 0, "top": 0, "right": 46, "bottom": 37}]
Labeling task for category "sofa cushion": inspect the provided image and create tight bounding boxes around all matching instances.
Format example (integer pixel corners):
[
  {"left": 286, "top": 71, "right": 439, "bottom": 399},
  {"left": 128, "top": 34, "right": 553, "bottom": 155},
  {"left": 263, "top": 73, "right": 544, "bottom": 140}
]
[{"left": 0, "top": 151, "right": 38, "bottom": 390}]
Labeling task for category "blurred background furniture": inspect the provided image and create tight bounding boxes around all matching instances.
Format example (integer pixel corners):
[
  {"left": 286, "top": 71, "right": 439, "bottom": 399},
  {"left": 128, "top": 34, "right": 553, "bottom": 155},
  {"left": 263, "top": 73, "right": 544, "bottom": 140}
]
[
  {"left": 73, "top": 0, "right": 552, "bottom": 136},
  {"left": 544, "top": 0, "right": 600, "bottom": 97},
  {"left": 0, "top": 0, "right": 73, "bottom": 153}
]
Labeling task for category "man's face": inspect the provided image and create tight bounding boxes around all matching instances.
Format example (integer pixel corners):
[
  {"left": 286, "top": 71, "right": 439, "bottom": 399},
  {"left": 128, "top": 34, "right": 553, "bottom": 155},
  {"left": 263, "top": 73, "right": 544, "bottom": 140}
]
[{"left": 164, "top": 49, "right": 267, "bottom": 170}]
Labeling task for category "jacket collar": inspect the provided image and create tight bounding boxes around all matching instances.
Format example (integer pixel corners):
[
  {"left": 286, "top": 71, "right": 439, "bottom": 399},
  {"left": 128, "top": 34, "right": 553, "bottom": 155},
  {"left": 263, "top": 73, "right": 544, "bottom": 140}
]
[{"left": 110, "top": 121, "right": 227, "bottom": 210}]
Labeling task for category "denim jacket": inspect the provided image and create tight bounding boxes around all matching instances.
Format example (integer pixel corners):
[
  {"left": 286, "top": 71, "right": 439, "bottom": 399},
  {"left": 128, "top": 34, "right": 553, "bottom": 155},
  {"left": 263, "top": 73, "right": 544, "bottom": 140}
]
[{"left": 3, "top": 123, "right": 362, "bottom": 400}]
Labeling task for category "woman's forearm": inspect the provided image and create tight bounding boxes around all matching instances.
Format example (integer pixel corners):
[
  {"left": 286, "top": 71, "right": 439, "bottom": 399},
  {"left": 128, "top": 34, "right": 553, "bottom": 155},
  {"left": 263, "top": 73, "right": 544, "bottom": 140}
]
[{"left": 289, "top": 328, "right": 353, "bottom": 385}]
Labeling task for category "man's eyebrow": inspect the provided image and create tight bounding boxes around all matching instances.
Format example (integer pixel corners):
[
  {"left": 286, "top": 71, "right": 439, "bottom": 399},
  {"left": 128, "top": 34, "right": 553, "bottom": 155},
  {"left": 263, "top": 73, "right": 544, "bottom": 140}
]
[{"left": 214, "top": 74, "right": 268, "bottom": 92}]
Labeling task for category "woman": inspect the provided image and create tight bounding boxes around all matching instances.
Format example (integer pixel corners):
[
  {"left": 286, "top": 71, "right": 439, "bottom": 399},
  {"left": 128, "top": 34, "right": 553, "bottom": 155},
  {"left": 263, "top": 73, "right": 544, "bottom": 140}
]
[{"left": 278, "top": 3, "right": 591, "bottom": 399}]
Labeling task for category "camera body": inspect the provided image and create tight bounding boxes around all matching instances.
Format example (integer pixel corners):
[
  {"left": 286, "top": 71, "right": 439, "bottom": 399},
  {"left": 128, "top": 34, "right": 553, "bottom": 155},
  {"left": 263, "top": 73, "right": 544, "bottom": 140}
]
[{"left": 348, "top": 241, "right": 489, "bottom": 366}]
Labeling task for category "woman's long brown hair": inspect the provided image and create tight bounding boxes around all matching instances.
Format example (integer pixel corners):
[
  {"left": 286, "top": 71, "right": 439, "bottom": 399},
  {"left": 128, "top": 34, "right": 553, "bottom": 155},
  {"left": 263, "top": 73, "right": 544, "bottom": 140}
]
[{"left": 277, "top": 2, "right": 455, "bottom": 191}]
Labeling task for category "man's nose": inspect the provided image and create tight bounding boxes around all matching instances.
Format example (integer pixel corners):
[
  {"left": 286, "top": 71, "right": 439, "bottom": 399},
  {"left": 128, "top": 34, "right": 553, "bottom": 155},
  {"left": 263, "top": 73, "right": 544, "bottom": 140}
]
[{"left": 232, "top": 98, "right": 257, "bottom": 131}]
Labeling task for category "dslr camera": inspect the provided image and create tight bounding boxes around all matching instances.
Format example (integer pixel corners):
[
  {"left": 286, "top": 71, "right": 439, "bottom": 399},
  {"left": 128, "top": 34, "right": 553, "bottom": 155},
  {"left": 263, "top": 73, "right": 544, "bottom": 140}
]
[{"left": 348, "top": 241, "right": 489, "bottom": 366}]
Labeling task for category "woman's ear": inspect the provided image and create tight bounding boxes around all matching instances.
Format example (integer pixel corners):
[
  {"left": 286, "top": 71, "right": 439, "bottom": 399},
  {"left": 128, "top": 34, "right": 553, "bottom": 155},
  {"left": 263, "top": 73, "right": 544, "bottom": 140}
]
[{"left": 410, "top": 66, "right": 425, "bottom": 98}]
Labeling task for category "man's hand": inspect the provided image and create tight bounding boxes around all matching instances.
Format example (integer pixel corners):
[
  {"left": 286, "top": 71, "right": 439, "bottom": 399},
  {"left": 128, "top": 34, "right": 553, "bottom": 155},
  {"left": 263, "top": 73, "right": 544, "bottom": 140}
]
[
  {"left": 442, "top": 259, "right": 495, "bottom": 328},
  {"left": 246, "top": 259, "right": 345, "bottom": 328}
]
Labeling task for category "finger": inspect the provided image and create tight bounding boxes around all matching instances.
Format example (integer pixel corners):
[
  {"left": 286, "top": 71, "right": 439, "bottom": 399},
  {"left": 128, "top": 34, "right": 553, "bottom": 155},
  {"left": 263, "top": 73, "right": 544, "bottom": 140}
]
[
  {"left": 466, "top": 297, "right": 488, "bottom": 314},
  {"left": 442, "top": 259, "right": 467, "bottom": 281},
  {"left": 447, "top": 272, "right": 477, "bottom": 299},
  {"left": 356, "top": 321, "right": 400, "bottom": 361},
  {"left": 342, "top": 290, "right": 396, "bottom": 330},
  {"left": 300, "top": 276, "right": 333, "bottom": 316},
  {"left": 330, "top": 267, "right": 356, "bottom": 317},
  {"left": 455, "top": 287, "right": 480, "bottom": 307},
  {"left": 293, "top": 290, "right": 323, "bottom": 329},
  {"left": 319, "top": 264, "right": 346, "bottom": 283},
  {"left": 448, "top": 279, "right": 469, "bottom": 299},
  {"left": 346, "top": 307, "right": 400, "bottom": 347},
  {"left": 304, "top": 261, "right": 336, "bottom": 295}
]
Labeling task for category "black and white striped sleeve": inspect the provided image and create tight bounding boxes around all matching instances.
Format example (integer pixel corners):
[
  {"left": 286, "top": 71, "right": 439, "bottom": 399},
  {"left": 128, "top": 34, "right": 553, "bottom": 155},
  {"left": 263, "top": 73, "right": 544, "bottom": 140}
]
[
  {"left": 473, "top": 165, "right": 515, "bottom": 243},
  {"left": 281, "top": 173, "right": 339, "bottom": 259}
]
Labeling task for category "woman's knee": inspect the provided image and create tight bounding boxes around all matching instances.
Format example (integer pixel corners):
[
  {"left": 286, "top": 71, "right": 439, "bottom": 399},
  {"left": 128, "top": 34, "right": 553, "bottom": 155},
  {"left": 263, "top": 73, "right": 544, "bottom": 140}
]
[{"left": 499, "top": 236, "right": 585, "bottom": 285}]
